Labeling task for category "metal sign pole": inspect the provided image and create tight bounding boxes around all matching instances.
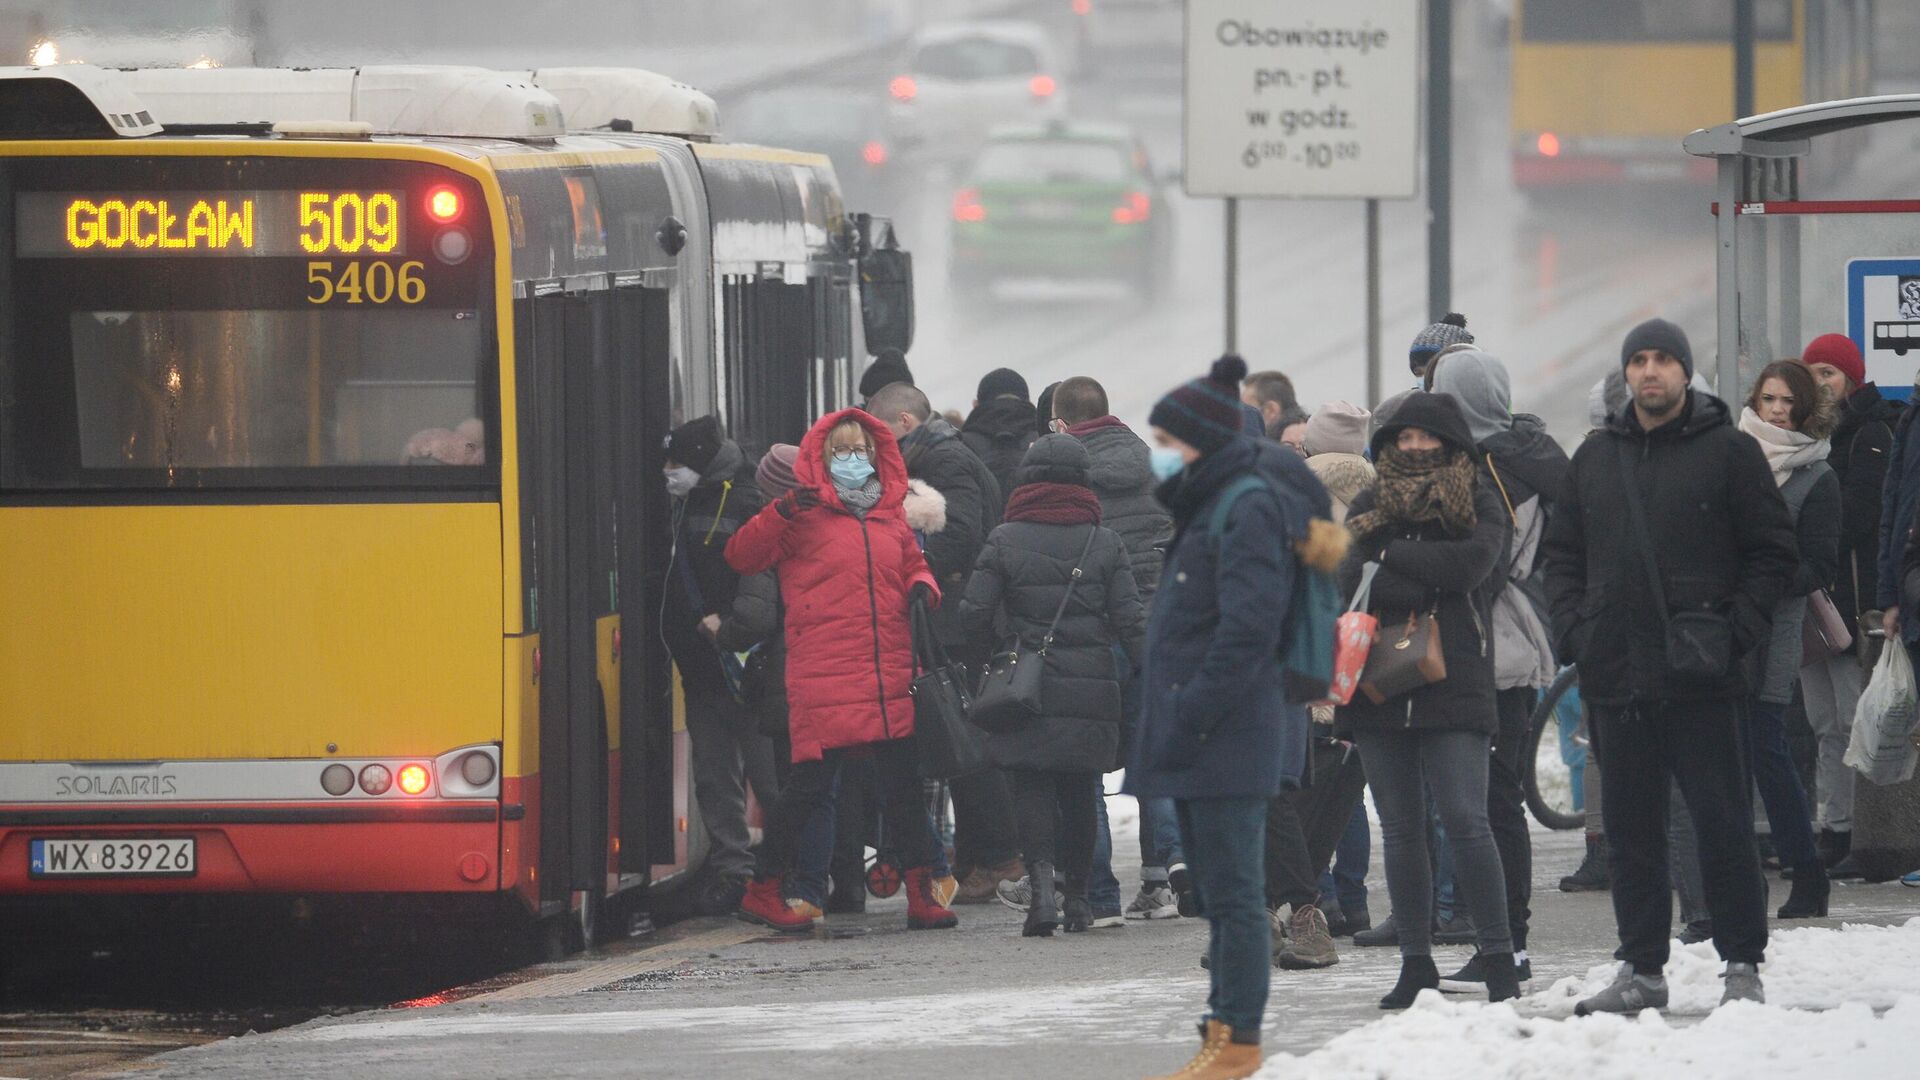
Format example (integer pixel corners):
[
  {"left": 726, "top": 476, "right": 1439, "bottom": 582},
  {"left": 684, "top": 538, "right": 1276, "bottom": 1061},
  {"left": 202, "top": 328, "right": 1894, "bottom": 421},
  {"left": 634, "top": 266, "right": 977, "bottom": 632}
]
[
  {"left": 1734, "top": 0, "right": 1756, "bottom": 119},
  {"left": 1225, "top": 196, "right": 1239, "bottom": 353},
  {"left": 1427, "top": 0, "right": 1452, "bottom": 320},
  {"left": 1366, "top": 198, "right": 1381, "bottom": 407}
]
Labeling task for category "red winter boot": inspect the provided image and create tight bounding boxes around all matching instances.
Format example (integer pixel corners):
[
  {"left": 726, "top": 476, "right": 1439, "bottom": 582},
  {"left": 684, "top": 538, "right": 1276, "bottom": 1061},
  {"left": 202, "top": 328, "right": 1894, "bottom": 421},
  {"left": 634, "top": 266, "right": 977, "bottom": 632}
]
[
  {"left": 737, "top": 876, "right": 816, "bottom": 933},
  {"left": 906, "top": 866, "right": 959, "bottom": 930}
]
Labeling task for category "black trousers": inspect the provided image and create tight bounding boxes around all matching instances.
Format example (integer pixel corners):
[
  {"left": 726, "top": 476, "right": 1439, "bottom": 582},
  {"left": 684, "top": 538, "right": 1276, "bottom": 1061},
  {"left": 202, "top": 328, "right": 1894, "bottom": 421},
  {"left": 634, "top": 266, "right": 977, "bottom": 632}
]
[
  {"left": 1490, "top": 687, "right": 1536, "bottom": 952},
  {"left": 1264, "top": 739, "right": 1370, "bottom": 911},
  {"left": 945, "top": 644, "right": 1021, "bottom": 874},
  {"left": 756, "top": 738, "right": 936, "bottom": 881},
  {"left": 1009, "top": 768, "right": 1099, "bottom": 898},
  {"left": 1592, "top": 698, "right": 1768, "bottom": 969}
]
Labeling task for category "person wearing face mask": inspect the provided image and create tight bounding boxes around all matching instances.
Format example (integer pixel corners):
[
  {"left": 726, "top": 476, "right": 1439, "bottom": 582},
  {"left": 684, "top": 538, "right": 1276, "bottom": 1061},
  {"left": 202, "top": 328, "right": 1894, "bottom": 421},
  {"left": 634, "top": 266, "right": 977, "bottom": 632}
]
[
  {"left": 725, "top": 409, "right": 959, "bottom": 934},
  {"left": 1738, "top": 361, "right": 1840, "bottom": 918},
  {"left": 661, "top": 414, "right": 775, "bottom": 914}
]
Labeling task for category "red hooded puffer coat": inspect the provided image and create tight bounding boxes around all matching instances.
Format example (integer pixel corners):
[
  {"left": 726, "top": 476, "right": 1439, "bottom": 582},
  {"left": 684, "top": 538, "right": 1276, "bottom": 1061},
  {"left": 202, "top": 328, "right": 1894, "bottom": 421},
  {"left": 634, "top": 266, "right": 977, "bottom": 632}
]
[{"left": 725, "top": 408, "right": 939, "bottom": 763}]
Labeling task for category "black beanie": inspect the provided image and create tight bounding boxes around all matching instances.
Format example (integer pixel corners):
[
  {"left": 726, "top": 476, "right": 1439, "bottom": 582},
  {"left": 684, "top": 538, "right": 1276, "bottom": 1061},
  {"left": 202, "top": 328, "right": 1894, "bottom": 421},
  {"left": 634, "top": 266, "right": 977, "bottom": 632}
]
[
  {"left": 1369, "top": 392, "right": 1476, "bottom": 459},
  {"left": 1149, "top": 355, "right": 1249, "bottom": 457},
  {"left": 1620, "top": 318, "right": 1694, "bottom": 380},
  {"left": 860, "top": 349, "right": 915, "bottom": 400},
  {"left": 977, "top": 367, "right": 1030, "bottom": 403},
  {"left": 665, "top": 415, "right": 724, "bottom": 475},
  {"left": 1013, "top": 432, "right": 1091, "bottom": 488}
]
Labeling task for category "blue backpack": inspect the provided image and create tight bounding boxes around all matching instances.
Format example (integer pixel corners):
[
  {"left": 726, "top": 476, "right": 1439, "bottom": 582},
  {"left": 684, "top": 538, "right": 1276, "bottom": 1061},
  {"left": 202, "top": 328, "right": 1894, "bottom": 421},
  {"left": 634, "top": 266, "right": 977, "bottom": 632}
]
[{"left": 1207, "top": 475, "right": 1340, "bottom": 703}]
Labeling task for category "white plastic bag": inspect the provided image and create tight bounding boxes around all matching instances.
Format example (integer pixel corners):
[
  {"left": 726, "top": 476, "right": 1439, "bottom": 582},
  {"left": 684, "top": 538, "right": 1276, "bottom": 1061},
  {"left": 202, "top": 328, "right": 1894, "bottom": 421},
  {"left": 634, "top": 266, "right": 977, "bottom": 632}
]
[{"left": 1846, "top": 640, "right": 1920, "bottom": 785}]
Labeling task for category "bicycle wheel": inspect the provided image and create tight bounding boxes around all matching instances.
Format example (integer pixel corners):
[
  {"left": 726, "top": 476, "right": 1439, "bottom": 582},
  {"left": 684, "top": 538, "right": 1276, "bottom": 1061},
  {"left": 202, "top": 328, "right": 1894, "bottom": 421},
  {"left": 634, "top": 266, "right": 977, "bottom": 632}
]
[{"left": 1523, "top": 667, "right": 1585, "bottom": 830}]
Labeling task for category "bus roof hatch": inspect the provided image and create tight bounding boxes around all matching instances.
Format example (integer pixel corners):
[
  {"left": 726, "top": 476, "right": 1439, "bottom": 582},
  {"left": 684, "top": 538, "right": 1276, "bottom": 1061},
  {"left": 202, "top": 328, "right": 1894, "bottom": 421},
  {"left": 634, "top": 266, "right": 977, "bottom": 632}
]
[{"left": 0, "top": 65, "right": 162, "bottom": 138}]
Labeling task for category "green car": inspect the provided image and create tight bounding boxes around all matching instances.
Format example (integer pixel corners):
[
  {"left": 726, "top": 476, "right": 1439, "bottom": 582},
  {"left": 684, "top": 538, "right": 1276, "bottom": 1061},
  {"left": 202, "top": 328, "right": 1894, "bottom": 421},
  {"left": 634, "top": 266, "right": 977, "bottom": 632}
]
[{"left": 950, "top": 121, "right": 1172, "bottom": 301}]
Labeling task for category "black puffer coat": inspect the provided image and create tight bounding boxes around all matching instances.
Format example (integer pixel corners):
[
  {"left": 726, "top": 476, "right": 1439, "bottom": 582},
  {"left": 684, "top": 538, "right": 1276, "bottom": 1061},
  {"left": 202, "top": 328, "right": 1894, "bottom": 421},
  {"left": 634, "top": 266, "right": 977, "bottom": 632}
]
[
  {"left": 900, "top": 417, "right": 1002, "bottom": 648},
  {"left": 1829, "top": 383, "right": 1901, "bottom": 632},
  {"left": 961, "top": 396, "right": 1039, "bottom": 501},
  {"left": 962, "top": 463, "right": 1146, "bottom": 772},
  {"left": 663, "top": 440, "right": 768, "bottom": 692},
  {"left": 1542, "top": 391, "right": 1799, "bottom": 706},
  {"left": 1073, "top": 416, "right": 1173, "bottom": 600},
  {"left": 714, "top": 568, "right": 786, "bottom": 735}
]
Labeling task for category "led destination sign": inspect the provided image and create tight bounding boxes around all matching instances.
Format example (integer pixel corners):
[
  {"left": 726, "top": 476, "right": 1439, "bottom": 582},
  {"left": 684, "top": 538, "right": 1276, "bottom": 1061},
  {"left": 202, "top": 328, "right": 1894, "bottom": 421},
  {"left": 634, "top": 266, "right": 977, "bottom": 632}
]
[{"left": 16, "top": 190, "right": 407, "bottom": 257}]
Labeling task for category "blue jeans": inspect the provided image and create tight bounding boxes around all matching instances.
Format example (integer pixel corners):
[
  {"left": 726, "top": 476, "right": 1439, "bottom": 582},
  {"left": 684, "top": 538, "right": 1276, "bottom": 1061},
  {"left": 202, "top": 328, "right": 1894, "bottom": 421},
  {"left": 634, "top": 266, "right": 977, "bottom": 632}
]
[
  {"left": 1556, "top": 677, "right": 1588, "bottom": 810},
  {"left": 1140, "top": 796, "right": 1185, "bottom": 879},
  {"left": 1319, "top": 803, "right": 1370, "bottom": 911},
  {"left": 1747, "top": 698, "right": 1818, "bottom": 867},
  {"left": 1177, "top": 796, "right": 1270, "bottom": 1039},
  {"left": 1089, "top": 790, "right": 1122, "bottom": 913}
]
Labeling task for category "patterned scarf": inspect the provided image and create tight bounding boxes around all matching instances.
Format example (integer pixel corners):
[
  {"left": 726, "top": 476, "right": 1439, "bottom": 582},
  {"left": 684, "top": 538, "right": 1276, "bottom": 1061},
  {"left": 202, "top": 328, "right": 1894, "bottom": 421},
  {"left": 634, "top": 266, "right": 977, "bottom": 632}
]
[
  {"left": 1346, "top": 446, "right": 1478, "bottom": 544},
  {"left": 835, "top": 475, "right": 883, "bottom": 517}
]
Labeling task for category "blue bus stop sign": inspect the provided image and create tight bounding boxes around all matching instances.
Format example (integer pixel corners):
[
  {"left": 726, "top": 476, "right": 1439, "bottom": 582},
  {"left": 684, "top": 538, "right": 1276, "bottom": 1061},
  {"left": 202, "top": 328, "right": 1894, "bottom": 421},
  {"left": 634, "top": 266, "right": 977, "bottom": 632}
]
[{"left": 1847, "top": 257, "right": 1920, "bottom": 400}]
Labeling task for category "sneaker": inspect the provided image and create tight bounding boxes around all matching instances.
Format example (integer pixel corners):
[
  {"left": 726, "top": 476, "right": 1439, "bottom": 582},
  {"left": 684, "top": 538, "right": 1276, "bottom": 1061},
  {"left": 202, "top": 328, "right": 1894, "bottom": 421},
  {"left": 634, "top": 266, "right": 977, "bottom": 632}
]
[
  {"left": 1168, "top": 863, "right": 1198, "bottom": 917},
  {"left": 1677, "top": 920, "right": 1713, "bottom": 946},
  {"left": 1439, "top": 951, "right": 1532, "bottom": 996},
  {"left": 1269, "top": 905, "right": 1291, "bottom": 941},
  {"left": 996, "top": 874, "right": 1033, "bottom": 913},
  {"left": 956, "top": 858, "right": 1023, "bottom": 904},
  {"left": 1574, "top": 963, "right": 1668, "bottom": 1016},
  {"left": 1089, "top": 907, "right": 1127, "bottom": 929},
  {"left": 1719, "top": 962, "right": 1764, "bottom": 1006},
  {"left": 1126, "top": 884, "right": 1181, "bottom": 920},
  {"left": 694, "top": 875, "right": 748, "bottom": 916},
  {"left": 1433, "top": 913, "right": 1476, "bottom": 945},
  {"left": 1276, "top": 904, "right": 1339, "bottom": 970},
  {"left": 1351, "top": 913, "right": 1401, "bottom": 948},
  {"left": 1901, "top": 869, "right": 1920, "bottom": 887},
  {"left": 1329, "top": 905, "right": 1371, "bottom": 938}
]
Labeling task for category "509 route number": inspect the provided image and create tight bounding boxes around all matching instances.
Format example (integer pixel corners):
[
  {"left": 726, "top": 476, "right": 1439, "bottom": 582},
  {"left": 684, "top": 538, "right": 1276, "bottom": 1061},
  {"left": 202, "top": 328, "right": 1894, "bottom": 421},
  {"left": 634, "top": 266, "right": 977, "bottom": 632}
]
[{"left": 307, "top": 260, "right": 427, "bottom": 305}]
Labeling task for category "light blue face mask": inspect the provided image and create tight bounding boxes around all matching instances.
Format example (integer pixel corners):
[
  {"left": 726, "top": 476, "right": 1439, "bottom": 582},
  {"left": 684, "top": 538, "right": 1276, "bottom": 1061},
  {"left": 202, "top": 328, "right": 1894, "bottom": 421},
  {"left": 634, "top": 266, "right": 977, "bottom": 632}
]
[
  {"left": 1150, "top": 446, "right": 1187, "bottom": 482},
  {"left": 830, "top": 455, "right": 876, "bottom": 487}
]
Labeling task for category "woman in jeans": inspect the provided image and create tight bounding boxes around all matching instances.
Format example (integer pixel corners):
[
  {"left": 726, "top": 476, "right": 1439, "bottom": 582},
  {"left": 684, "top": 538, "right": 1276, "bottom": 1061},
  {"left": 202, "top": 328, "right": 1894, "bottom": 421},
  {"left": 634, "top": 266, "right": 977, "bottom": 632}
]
[
  {"left": 1739, "top": 360, "right": 1839, "bottom": 916},
  {"left": 726, "top": 408, "right": 960, "bottom": 934},
  {"left": 961, "top": 434, "right": 1146, "bottom": 935},
  {"left": 1334, "top": 392, "right": 1516, "bottom": 1007}
]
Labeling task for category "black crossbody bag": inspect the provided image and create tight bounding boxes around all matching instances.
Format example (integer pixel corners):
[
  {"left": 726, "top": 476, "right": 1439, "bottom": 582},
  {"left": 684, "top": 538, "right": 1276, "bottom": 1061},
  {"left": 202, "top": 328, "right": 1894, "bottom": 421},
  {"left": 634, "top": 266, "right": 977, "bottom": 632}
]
[
  {"left": 1616, "top": 441, "right": 1732, "bottom": 678},
  {"left": 970, "top": 526, "right": 1099, "bottom": 734}
]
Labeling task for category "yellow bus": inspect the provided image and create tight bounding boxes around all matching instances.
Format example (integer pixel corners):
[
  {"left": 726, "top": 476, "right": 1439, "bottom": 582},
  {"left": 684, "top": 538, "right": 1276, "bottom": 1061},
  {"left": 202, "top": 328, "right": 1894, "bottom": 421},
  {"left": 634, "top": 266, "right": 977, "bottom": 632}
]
[
  {"left": 1511, "top": 0, "right": 1873, "bottom": 188},
  {"left": 0, "top": 64, "right": 906, "bottom": 951}
]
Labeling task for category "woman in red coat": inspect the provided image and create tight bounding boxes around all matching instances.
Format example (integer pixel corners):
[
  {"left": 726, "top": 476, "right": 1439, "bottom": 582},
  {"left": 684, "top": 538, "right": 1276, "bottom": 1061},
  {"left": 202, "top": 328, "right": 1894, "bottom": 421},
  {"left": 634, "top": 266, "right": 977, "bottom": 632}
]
[{"left": 726, "top": 407, "right": 958, "bottom": 932}]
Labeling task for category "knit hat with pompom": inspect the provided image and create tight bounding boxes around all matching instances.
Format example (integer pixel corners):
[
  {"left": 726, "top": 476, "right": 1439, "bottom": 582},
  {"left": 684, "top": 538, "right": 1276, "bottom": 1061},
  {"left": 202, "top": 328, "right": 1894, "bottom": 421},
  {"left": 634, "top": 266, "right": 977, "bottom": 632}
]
[
  {"left": 1409, "top": 312, "right": 1473, "bottom": 374},
  {"left": 1149, "top": 354, "right": 1250, "bottom": 457}
]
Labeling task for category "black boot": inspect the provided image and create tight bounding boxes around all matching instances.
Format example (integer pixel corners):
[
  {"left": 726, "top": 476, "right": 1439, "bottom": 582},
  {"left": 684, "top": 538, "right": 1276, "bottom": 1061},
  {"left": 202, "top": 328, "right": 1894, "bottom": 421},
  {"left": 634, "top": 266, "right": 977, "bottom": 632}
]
[
  {"left": 1023, "top": 861, "right": 1058, "bottom": 937},
  {"left": 1480, "top": 952, "right": 1521, "bottom": 1003},
  {"left": 1777, "top": 860, "right": 1830, "bottom": 918},
  {"left": 1559, "top": 834, "right": 1611, "bottom": 892},
  {"left": 1380, "top": 954, "right": 1440, "bottom": 1009},
  {"left": 1818, "top": 829, "right": 1852, "bottom": 869}
]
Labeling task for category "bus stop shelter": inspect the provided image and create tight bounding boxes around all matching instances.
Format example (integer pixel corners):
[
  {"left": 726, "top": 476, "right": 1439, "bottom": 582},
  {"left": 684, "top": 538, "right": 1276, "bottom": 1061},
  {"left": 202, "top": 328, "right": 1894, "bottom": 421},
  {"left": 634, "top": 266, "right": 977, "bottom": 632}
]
[{"left": 1686, "top": 94, "right": 1920, "bottom": 401}]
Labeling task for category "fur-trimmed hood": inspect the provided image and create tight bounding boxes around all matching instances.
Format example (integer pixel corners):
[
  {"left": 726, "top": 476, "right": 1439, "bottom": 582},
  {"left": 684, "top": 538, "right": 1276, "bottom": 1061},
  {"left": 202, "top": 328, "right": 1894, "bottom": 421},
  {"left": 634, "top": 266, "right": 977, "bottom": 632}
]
[
  {"left": 1307, "top": 452, "right": 1376, "bottom": 517},
  {"left": 904, "top": 478, "right": 947, "bottom": 535}
]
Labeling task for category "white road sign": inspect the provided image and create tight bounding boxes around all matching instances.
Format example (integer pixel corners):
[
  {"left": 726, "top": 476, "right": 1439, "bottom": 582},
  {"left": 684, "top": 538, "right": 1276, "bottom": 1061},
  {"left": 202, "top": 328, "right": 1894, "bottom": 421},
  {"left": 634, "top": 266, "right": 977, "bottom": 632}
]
[{"left": 1184, "top": 0, "right": 1421, "bottom": 199}]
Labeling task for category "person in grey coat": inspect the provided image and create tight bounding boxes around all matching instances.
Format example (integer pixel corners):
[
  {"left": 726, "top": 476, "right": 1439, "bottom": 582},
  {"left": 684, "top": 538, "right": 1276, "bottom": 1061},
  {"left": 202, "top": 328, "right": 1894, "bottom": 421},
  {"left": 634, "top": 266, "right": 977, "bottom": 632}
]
[{"left": 962, "top": 434, "right": 1147, "bottom": 936}]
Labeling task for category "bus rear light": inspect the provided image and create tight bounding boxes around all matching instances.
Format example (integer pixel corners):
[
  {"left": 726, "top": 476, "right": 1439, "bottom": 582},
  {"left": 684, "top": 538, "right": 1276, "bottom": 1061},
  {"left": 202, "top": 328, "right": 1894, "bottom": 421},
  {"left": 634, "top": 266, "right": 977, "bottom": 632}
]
[
  {"left": 427, "top": 186, "right": 462, "bottom": 222},
  {"left": 397, "top": 763, "right": 431, "bottom": 795},
  {"left": 359, "top": 764, "right": 392, "bottom": 795},
  {"left": 460, "top": 751, "right": 497, "bottom": 786},
  {"left": 952, "top": 188, "right": 986, "bottom": 223},
  {"left": 434, "top": 227, "right": 471, "bottom": 264},
  {"left": 889, "top": 75, "right": 917, "bottom": 103},
  {"left": 1537, "top": 132, "right": 1561, "bottom": 158},
  {"left": 1029, "top": 75, "right": 1057, "bottom": 99},
  {"left": 320, "top": 764, "right": 354, "bottom": 796}
]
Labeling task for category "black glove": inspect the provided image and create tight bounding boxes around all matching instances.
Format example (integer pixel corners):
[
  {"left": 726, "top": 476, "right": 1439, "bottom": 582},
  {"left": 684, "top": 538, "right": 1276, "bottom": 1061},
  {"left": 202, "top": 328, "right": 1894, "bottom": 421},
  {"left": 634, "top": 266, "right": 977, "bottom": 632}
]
[
  {"left": 776, "top": 487, "right": 821, "bottom": 519},
  {"left": 910, "top": 582, "right": 936, "bottom": 608}
]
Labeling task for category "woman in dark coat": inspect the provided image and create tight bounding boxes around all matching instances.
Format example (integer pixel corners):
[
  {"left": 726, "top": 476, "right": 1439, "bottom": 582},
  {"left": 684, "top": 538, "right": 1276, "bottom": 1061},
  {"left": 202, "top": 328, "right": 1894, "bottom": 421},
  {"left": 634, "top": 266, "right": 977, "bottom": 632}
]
[
  {"left": 962, "top": 434, "right": 1147, "bottom": 935},
  {"left": 1334, "top": 391, "right": 1517, "bottom": 1008}
]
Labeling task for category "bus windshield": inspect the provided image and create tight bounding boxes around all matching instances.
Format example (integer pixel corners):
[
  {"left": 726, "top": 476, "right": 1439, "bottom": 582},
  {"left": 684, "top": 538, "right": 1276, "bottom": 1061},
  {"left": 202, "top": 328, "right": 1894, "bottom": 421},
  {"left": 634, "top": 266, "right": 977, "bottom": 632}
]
[
  {"left": 0, "top": 156, "right": 495, "bottom": 495},
  {"left": 1521, "top": 0, "right": 1792, "bottom": 43}
]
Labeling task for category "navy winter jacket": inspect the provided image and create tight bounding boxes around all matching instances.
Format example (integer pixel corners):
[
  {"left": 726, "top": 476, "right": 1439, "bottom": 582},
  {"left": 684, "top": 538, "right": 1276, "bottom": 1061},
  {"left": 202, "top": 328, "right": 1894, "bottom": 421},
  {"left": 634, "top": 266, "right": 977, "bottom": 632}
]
[{"left": 1126, "top": 436, "right": 1312, "bottom": 800}]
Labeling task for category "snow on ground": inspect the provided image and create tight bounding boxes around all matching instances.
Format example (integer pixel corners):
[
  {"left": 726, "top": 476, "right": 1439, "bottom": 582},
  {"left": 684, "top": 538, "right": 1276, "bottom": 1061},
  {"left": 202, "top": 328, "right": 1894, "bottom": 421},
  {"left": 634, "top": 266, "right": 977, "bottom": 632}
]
[{"left": 1259, "top": 918, "right": 1920, "bottom": 1079}]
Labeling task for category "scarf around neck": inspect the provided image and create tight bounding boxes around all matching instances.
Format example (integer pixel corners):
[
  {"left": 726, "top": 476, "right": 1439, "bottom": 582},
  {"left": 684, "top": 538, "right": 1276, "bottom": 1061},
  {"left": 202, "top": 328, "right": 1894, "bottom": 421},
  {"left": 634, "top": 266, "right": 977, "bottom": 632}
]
[
  {"left": 1346, "top": 446, "right": 1478, "bottom": 544},
  {"left": 1739, "top": 406, "right": 1830, "bottom": 487},
  {"left": 835, "top": 475, "right": 883, "bottom": 516},
  {"left": 1004, "top": 482, "right": 1102, "bottom": 526}
]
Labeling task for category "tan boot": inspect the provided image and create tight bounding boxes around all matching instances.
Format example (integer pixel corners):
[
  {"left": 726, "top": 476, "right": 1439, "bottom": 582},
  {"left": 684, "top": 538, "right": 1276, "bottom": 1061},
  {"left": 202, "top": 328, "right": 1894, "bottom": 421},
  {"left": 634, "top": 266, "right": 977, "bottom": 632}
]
[
  {"left": 955, "top": 858, "right": 1024, "bottom": 903},
  {"left": 1143, "top": 1019, "right": 1262, "bottom": 1080}
]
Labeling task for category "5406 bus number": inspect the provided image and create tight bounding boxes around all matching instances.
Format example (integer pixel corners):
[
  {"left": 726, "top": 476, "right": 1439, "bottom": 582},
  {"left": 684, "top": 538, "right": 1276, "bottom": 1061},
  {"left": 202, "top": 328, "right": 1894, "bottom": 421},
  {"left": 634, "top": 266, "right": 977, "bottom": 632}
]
[{"left": 307, "top": 260, "right": 427, "bottom": 305}]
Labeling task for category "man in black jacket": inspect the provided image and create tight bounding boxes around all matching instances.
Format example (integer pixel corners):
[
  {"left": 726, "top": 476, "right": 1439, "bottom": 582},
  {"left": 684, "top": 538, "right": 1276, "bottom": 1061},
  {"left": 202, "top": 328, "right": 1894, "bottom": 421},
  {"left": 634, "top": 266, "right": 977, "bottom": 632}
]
[
  {"left": 961, "top": 367, "right": 1040, "bottom": 500},
  {"left": 866, "top": 381, "right": 1023, "bottom": 899},
  {"left": 663, "top": 415, "right": 778, "bottom": 912},
  {"left": 1800, "top": 333, "right": 1900, "bottom": 873},
  {"left": 1543, "top": 319, "right": 1799, "bottom": 1014}
]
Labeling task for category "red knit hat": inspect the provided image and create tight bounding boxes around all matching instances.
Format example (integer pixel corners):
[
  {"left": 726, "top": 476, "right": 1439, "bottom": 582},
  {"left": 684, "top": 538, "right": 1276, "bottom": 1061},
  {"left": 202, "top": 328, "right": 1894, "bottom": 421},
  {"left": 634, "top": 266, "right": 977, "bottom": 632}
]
[{"left": 1803, "top": 333, "right": 1865, "bottom": 389}]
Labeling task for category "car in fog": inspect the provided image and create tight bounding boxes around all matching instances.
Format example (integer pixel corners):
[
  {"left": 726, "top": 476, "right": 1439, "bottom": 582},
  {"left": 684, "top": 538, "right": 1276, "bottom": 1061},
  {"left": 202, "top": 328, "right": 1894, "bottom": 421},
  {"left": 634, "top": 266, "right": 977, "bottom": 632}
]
[
  {"left": 949, "top": 120, "right": 1172, "bottom": 302},
  {"left": 888, "top": 21, "right": 1067, "bottom": 158},
  {"left": 728, "top": 89, "right": 907, "bottom": 211},
  {"left": 1069, "top": 0, "right": 1181, "bottom": 77}
]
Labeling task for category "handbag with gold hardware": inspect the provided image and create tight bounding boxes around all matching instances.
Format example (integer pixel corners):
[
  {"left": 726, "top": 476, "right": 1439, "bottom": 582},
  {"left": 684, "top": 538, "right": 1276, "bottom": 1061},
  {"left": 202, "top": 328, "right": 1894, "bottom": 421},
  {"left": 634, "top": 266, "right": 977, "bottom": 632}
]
[{"left": 1358, "top": 608, "right": 1447, "bottom": 705}]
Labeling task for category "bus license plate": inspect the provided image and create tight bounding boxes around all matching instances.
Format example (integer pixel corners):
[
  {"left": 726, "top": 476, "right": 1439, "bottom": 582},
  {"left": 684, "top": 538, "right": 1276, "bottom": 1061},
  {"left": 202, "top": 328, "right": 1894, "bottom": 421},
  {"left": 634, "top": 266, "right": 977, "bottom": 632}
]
[{"left": 29, "top": 838, "right": 196, "bottom": 877}]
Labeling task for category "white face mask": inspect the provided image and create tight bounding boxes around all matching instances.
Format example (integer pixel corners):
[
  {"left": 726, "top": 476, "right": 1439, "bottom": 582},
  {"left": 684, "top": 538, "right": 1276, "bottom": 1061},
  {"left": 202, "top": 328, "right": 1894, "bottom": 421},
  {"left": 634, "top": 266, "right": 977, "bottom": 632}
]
[{"left": 663, "top": 465, "right": 699, "bottom": 498}]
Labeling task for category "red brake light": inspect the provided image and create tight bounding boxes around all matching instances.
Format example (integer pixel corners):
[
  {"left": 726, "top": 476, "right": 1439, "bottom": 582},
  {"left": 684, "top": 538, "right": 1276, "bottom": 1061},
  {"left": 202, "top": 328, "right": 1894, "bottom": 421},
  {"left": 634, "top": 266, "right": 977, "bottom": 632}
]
[
  {"left": 1112, "top": 191, "right": 1152, "bottom": 225},
  {"left": 1072, "top": 0, "right": 1092, "bottom": 14},
  {"left": 1537, "top": 132, "right": 1561, "bottom": 158},
  {"left": 427, "top": 186, "right": 462, "bottom": 223},
  {"left": 1029, "top": 74, "right": 1057, "bottom": 99},
  {"left": 862, "top": 141, "right": 889, "bottom": 166},
  {"left": 889, "top": 75, "right": 917, "bottom": 102},
  {"left": 952, "top": 188, "right": 986, "bottom": 223},
  {"left": 397, "top": 763, "right": 431, "bottom": 796}
]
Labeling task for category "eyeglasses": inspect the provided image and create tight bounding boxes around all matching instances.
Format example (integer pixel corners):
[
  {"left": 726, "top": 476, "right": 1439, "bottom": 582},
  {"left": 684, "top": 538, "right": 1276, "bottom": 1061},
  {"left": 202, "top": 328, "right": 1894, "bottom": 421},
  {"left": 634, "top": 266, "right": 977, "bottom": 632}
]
[{"left": 830, "top": 446, "right": 873, "bottom": 461}]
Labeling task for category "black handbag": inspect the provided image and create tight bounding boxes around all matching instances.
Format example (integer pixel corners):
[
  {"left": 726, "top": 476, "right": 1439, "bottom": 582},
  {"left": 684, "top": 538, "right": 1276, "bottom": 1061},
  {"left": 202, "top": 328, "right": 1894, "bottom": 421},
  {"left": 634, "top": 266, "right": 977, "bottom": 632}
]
[
  {"left": 1616, "top": 441, "right": 1732, "bottom": 679},
  {"left": 970, "top": 526, "right": 1098, "bottom": 734},
  {"left": 909, "top": 596, "right": 987, "bottom": 780}
]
